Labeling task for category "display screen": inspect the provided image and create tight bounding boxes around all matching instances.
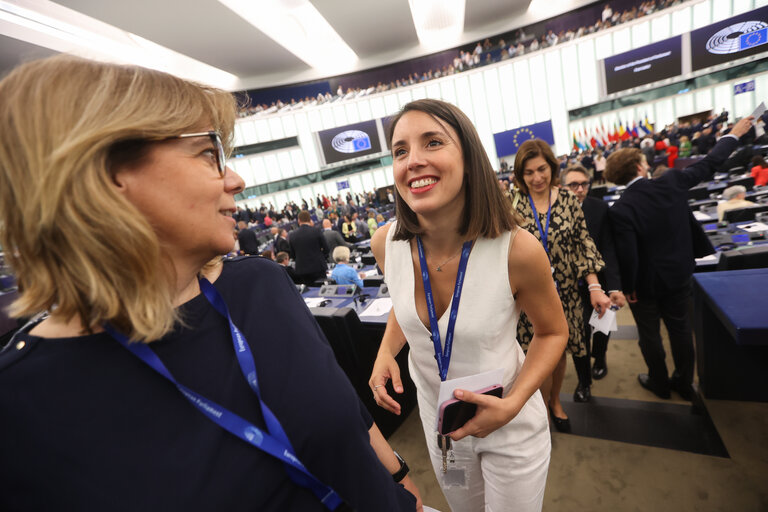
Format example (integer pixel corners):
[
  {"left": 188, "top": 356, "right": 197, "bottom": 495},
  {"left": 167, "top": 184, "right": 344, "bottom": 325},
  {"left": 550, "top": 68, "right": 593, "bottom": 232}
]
[
  {"left": 317, "top": 120, "right": 382, "bottom": 165},
  {"left": 603, "top": 36, "right": 682, "bottom": 94},
  {"left": 691, "top": 6, "right": 768, "bottom": 71}
]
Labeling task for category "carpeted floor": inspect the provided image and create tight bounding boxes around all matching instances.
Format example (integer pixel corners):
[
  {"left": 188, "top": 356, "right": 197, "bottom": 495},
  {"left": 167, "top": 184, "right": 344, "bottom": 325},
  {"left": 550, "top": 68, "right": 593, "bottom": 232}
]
[{"left": 387, "top": 307, "right": 768, "bottom": 511}]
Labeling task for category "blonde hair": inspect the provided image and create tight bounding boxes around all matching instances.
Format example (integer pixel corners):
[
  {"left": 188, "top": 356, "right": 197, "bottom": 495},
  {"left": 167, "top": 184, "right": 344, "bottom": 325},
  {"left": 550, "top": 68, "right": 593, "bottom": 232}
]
[
  {"left": 0, "top": 56, "right": 237, "bottom": 342},
  {"left": 333, "top": 246, "right": 351, "bottom": 263}
]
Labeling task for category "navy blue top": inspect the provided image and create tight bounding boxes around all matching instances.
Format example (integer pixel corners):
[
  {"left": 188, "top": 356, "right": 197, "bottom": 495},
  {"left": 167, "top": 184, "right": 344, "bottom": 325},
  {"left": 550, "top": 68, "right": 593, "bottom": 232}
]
[{"left": 0, "top": 257, "right": 415, "bottom": 511}]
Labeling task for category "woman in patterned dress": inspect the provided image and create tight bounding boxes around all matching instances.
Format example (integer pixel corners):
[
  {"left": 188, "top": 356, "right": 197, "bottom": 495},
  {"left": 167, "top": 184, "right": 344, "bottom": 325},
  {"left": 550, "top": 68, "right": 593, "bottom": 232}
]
[{"left": 512, "top": 139, "right": 611, "bottom": 432}]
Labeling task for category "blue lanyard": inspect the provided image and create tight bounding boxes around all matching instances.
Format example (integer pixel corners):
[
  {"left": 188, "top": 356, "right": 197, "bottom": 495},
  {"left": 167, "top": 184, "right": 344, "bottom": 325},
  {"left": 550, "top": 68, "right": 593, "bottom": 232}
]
[
  {"left": 528, "top": 193, "right": 552, "bottom": 259},
  {"left": 105, "top": 278, "right": 343, "bottom": 510},
  {"left": 415, "top": 237, "right": 473, "bottom": 382}
]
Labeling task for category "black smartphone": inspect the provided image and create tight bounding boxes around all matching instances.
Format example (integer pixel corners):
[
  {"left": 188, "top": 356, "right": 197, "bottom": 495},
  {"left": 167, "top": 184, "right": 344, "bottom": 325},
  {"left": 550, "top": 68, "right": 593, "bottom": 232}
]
[{"left": 437, "top": 384, "right": 503, "bottom": 435}]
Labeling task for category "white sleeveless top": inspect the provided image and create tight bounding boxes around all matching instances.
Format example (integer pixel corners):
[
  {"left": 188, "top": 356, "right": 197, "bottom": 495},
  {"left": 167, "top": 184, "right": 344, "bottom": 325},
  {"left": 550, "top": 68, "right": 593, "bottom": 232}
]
[{"left": 385, "top": 223, "right": 528, "bottom": 410}]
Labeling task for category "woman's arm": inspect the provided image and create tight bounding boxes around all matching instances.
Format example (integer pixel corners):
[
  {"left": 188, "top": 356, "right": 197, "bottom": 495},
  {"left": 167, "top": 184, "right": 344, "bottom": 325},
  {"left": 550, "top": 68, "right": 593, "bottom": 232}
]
[
  {"left": 368, "top": 423, "right": 423, "bottom": 511},
  {"left": 449, "top": 229, "right": 568, "bottom": 440}
]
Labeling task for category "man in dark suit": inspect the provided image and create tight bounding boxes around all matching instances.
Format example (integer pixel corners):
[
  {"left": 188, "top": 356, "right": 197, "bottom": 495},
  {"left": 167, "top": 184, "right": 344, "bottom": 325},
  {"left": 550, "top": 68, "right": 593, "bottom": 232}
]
[
  {"left": 604, "top": 117, "right": 752, "bottom": 401},
  {"left": 321, "top": 219, "right": 354, "bottom": 262},
  {"left": 288, "top": 210, "right": 330, "bottom": 285},
  {"left": 273, "top": 228, "right": 291, "bottom": 255},
  {"left": 236, "top": 221, "right": 260, "bottom": 255},
  {"left": 562, "top": 166, "right": 625, "bottom": 401}
]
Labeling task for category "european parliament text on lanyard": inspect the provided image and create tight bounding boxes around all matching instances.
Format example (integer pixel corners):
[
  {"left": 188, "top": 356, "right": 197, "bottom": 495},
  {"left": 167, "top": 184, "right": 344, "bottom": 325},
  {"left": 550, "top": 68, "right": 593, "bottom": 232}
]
[
  {"left": 105, "top": 278, "right": 345, "bottom": 511},
  {"left": 528, "top": 193, "right": 559, "bottom": 292},
  {"left": 415, "top": 237, "right": 473, "bottom": 382}
]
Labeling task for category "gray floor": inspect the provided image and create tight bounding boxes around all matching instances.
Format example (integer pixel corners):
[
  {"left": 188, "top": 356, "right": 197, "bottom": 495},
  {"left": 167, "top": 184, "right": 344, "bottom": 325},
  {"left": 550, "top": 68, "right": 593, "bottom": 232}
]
[{"left": 387, "top": 308, "right": 768, "bottom": 511}]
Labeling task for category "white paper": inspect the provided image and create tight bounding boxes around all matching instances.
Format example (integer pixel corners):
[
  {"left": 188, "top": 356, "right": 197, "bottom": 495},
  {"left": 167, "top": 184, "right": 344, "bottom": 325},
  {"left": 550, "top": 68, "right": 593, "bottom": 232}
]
[
  {"left": 695, "top": 254, "right": 718, "bottom": 263},
  {"left": 304, "top": 297, "right": 327, "bottom": 307},
  {"left": 756, "top": 120, "right": 766, "bottom": 138},
  {"left": 358, "top": 297, "right": 392, "bottom": 318},
  {"left": 435, "top": 368, "right": 505, "bottom": 430},
  {"left": 423, "top": 507, "right": 443, "bottom": 512},
  {"left": 738, "top": 221, "right": 768, "bottom": 232},
  {"left": 751, "top": 102, "right": 767, "bottom": 125},
  {"left": 589, "top": 308, "right": 617, "bottom": 335},
  {"left": 363, "top": 269, "right": 380, "bottom": 277},
  {"left": 692, "top": 210, "right": 713, "bottom": 221}
]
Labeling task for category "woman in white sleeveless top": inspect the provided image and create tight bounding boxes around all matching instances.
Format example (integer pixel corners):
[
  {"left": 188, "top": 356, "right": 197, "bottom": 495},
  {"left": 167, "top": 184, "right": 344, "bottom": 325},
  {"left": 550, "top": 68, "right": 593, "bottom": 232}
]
[{"left": 368, "top": 99, "right": 568, "bottom": 511}]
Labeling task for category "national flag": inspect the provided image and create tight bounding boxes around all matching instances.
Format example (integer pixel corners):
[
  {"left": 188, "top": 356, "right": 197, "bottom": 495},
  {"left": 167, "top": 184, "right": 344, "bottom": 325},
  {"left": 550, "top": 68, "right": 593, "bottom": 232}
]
[
  {"left": 599, "top": 125, "right": 609, "bottom": 146},
  {"left": 589, "top": 131, "right": 598, "bottom": 148},
  {"left": 631, "top": 121, "right": 639, "bottom": 137},
  {"left": 643, "top": 116, "right": 653, "bottom": 133},
  {"left": 611, "top": 122, "right": 620, "bottom": 142},
  {"left": 572, "top": 132, "right": 579, "bottom": 152},
  {"left": 636, "top": 122, "right": 646, "bottom": 137},
  {"left": 618, "top": 123, "right": 627, "bottom": 140},
  {"left": 580, "top": 129, "right": 590, "bottom": 151}
]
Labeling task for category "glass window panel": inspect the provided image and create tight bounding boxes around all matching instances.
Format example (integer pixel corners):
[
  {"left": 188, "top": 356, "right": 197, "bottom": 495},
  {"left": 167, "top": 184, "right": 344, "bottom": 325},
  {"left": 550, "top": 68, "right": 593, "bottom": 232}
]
[
  {"left": 733, "top": 0, "right": 753, "bottom": 15},
  {"left": 427, "top": 82, "right": 442, "bottom": 100},
  {"left": 559, "top": 46, "right": 581, "bottom": 110},
  {"left": 674, "top": 93, "right": 695, "bottom": 118},
  {"left": 307, "top": 110, "right": 322, "bottom": 132},
  {"left": 233, "top": 159, "right": 255, "bottom": 188},
  {"left": 734, "top": 88, "right": 755, "bottom": 118},
  {"left": 288, "top": 190, "right": 301, "bottom": 206},
  {"left": 483, "top": 68, "right": 505, "bottom": 133},
  {"left": 252, "top": 157, "right": 268, "bottom": 185},
  {"left": 398, "top": 90, "right": 413, "bottom": 108},
  {"left": 498, "top": 63, "right": 520, "bottom": 129},
  {"left": 654, "top": 97, "right": 676, "bottom": 127},
  {"left": 411, "top": 86, "right": 427, "bottom": 100},
  {"left": 255, "top": 119, "right": 270, "bottom": 142},
  {"left": 325, "top": 181, "right": 337, "bottom": 197},
  {"left": 594, "top": 33, "right": 613, "bottom": 60},
  {"left": 264, "top": 154, "right": 281, "bottom": 182},
  {"left": 695, "top": 88, "right": 714, "bottom": 112},
  {"left": 384, "top": 166, "right": 394, "bottom": 185},
  {"left": 357, "top": 99, "right": 372, "bottom": 121},
  {"left": 320, "top": 107, "right": 335, "bottom": 129},
  {"left": 275, "top": 193, "right": 288, "bottom": 210},
  {"left": 384, "top": 93, "right": 400, "bottom": 115},
  {"left": 692, "top": 1, "right": 711, "bottom": 29},
  {"left": 361, "top": 172, "right": 375, "bottom": 192},
  {"left": 544, "top": 51, "right": 570, "bottom": 154},
  {"left": 577, "top": 40, "right": 598, "bottom": 107},
  {"left": 525, "top": 55, "right": 549, "bottom": 121},
  {"left": 233, "top": 123, "right": 245, "bottom": 147},
  {"left": 650, "top": 14, "right": 671, "bottom": 43},
  {"left": 332, "top": 104, "right": 347, "bottom": 126},
  {"left": 370, "top": 96, "right": 386, "bottom": 118},
  {"left": 631, "top": 21, "right": 651, "bottom": 47},
  {"left": 756, "top": 0, "right": 768, "bottom": 8},
  {"left": 349, "top": 174, "right": 363, "bottom": 194},
  {"left": 281, "top": 115, "right": 297, "bottom": 137},
  {"left": 373, "top": 169, "right": 387, "bottom": 188},
  {"left": 313, "top": 184, "right": 326, "bottom": 197},
  {"left": 755, "top": 73, "right": 768, "bottom": 107},
  {"left": 345, "top": 102, "right": 360, "bottom": 124},
  {"left": 713, "top": 83, "right": 733, "bottom": 117},
  {"left": 712, "top": 0, "right": 732, "bottom": 20},
  {"left": 453, "top": 74, "right": 475, "bottom": 122},
  {"left": 612, "top": 27, "right": 631, "bottom": 54},
  {"left": 268, "top": 117, "right": 284, "bottom": 139},
  {"left": 298, "top": 132, "right": 320, "bottom": 173},
  {"left": 513, "top": 60, "right": 535, "bottom": 126},
  {"left": 277, "top": 152, "right": 294, "bottom": 178},
  {"left": 290, "top": 149, "right": 306, "bottom": 176},
  {"left": 240, "top": 120, "right": 257, "bottom": 146},
  {"left": 439, "top": 80, "right": 456, "bottom": 104},
  {"left": 671, "top": 6, "right": 691, "bottom": 35}
]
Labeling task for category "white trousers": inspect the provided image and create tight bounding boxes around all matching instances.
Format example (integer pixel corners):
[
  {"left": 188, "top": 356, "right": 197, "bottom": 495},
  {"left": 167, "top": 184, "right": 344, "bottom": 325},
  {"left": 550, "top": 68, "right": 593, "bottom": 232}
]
[{"left": 418, "top": 391, "right": 551, "bottom": 512}]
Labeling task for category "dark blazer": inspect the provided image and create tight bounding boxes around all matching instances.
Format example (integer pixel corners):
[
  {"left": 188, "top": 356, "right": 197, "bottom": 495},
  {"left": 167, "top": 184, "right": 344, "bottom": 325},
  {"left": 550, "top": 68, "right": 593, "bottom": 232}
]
[
  {"left": 288, "top": 224, "right": 329, "bottom": 276},
  {"left": 581, "top": 196, "right": 621, "bottom": 292},
  {"left": 237, "top": 228, "right": 260, "bottom": 255},
  {"left": 609, "top": 135, "right": 738, "bottom": 297},
  {"left": 323, "top": 229, "right": 354, "bottom": 262},
  {"left": 273, "top": 235, "right": 291, "bottom": 255}
]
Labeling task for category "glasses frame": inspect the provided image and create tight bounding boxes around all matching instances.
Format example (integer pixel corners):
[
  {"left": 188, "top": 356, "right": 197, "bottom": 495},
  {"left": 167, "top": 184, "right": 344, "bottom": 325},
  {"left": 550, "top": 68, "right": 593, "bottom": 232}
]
[
  {"left": 176, "top": 131, "right": 226, "bottom": 177},
  {"left": 565, "top": 180, "right": 591, "bottom": 191}
]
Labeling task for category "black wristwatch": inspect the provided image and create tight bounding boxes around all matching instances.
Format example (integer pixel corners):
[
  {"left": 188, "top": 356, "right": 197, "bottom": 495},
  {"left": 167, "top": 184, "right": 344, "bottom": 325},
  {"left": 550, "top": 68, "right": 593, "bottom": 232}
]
[{"left": 391, "top": 451, "right": 409, "bottom": 482}]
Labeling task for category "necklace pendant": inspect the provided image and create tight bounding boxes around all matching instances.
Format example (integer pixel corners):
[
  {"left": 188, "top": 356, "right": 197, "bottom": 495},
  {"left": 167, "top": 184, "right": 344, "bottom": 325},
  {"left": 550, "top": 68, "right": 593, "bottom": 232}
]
[{"left": 436, "top": 266, "right": 442, "bottom": 272}]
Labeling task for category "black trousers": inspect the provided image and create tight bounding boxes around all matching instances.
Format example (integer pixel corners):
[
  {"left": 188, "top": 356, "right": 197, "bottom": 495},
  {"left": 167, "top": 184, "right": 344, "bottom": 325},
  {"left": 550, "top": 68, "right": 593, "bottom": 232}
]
[
  {"left": 572, "top": 285, "right": 609, "bottom": 388},
  {"left": 628, "top": 281, "right": 694, "bottom": 392}
]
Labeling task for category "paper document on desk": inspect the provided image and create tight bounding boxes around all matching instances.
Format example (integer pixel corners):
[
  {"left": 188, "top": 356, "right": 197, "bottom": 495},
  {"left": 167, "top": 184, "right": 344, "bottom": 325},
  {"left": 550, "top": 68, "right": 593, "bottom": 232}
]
[
  {"left": 363, "top": 269, "right": 380, "bottom": 277},
  {"left": 692, "top": 210, "right": 711, "bottom": 221},
  {"left": 304, "top": 297, "right": 327, "bottom": 308},
  {"left": 589, "top": 308, "right": 617, "bottom": 335},
  {"left": 738, "top": 222, "right": 768, "bottom": 232},
  {"left": 358, "top": 297, "right": 392, "bottom": 317}
]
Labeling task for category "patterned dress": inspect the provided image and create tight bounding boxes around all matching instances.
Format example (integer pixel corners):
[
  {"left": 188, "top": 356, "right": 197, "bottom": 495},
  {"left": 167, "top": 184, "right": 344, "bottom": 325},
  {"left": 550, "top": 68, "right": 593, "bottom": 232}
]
[{"left": 514, "top": 187, "right": 604, "bottom": 356}]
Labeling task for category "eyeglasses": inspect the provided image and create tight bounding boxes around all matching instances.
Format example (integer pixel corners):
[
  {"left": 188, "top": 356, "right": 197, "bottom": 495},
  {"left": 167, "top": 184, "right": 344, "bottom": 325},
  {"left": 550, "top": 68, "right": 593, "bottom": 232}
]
[
  {"left": 176, "top": 131, "right": 227, "bottom": 177},
  {"left": 566, "top": 181, "right": 590, "bottom": 190}
]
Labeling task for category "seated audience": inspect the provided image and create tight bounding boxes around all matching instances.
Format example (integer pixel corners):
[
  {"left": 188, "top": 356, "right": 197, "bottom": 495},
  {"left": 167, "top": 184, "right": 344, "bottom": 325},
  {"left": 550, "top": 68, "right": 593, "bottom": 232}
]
[
  {"left": 276, "top": 251, "right": 300, "bottom": 283},
  {"left": 750, "top": 155, "right": 768, "bottom": 187},
  {"left": 717, "top": 185, "right": 755, "bottom": 222},
  {"left": 330, "top": 246, "right": 364, "bottom": 289}
]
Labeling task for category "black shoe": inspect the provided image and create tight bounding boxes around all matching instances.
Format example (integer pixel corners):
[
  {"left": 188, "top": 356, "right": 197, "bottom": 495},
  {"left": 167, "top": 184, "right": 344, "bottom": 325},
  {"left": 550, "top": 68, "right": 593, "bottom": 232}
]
[
  {"left": 638, "top": 373, "right": 671, "bottom": 399},
  {"left": 548, "top": 406, "right": 571, "bottom": 433},
  {"left": 573, "top": 383, "right": 591, "bottom": 403},
  {"left": 670, "top": 374, "right": 694, "bottom": 401},
  {"left": 592, "top": 360, "right": 607, "bottom": 380}
]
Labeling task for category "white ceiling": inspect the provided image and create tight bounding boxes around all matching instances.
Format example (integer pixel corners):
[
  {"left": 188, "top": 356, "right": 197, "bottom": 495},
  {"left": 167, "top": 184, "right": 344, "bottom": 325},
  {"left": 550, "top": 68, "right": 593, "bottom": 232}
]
[{"left": 0, "top": 0, "right": 597, "bottom": 91}]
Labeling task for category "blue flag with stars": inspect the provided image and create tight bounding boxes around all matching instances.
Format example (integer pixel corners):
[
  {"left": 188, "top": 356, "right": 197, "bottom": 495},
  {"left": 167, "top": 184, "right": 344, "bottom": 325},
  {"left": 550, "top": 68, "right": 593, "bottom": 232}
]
[
  {"left": 740, "top": 28, "right": 768, "bottom": 50},
  {"left": 494, "top": 121, "right": 555, "bottom": 157}
]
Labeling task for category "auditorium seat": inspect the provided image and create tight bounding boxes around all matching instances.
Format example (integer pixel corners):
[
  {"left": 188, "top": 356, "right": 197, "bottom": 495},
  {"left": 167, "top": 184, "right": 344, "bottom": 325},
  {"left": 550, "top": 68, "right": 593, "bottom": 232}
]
[
  {"left": 723, "top": 204, "right": 768, "bottom": 223},
  {"left": 716, "top": 244, "right": 768, "bottom": 270}
]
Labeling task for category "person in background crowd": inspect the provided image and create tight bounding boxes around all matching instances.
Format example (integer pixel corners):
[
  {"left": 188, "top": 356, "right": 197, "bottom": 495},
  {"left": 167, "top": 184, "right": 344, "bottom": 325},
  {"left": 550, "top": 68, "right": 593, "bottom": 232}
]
[
  {"left": 237, "top": 220, "right": 260, "bottom": 255},
  {"left": 273, "top": 228, "right": 291, "bottom": 255},
  {"left": 330, "top": 246, "right": 365, "bottom": 289},
  {"left": 605, "top": 117, "right": 752, "bottom": 401},
  {"left": 288, "top": 210, "right": 330, "bottom": 286},
  {"left": 376, "top": 213, "right": 387, "bottom": 227},
  {"left": 369, "top": 99, "right": 568, "bottom": 511},
  {"left": 368, "top": 211, "right": 378, "bottom": 237},
  {"left": 717, "top": 185, "right": 755, "bottom": 222},
  {"left": 562, "top": 166, "right": 626, "bottom": 382},
  {"left": 678, "top": 135, "right": 692, "bottom": 157},
  {"left": 750, "top": 155, "right": 768, "bottom": 187},
  {"left": 0, "top": 55, "right": 420, "bottom": 511},
  {"left": 276, "top": 251, "right": 300, "bottom": 284},
  {"left": 260, "top": 249, "right": 276, "bottom": 261},
  {"left": 342, "top": 214, "right": 358, "bottom": 243},
  {"left": 322, "top": 218, "right": 354, "bottom": 263},
  {"left": 512, "top": 139, "right": 610, "bottom": 432}
]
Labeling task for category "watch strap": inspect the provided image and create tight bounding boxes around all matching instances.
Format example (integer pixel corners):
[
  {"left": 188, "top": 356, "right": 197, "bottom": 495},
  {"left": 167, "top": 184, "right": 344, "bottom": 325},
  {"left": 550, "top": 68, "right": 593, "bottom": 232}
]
[{"left": 391, "top": 451, "right": 409, "bottom": 482}]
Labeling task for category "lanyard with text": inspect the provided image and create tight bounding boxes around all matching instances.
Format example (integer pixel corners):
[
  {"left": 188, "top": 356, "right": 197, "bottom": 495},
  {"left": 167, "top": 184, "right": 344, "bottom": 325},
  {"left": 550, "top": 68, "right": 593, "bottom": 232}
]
[
  {"left": 416, "top": 237, "right": 473, "bottom": 382},
  {"left": 105, "top": 278, "right": 344, "bottom": 510},
  {"left": 528, "top": 193, "right": 559, "bottom": 292}
]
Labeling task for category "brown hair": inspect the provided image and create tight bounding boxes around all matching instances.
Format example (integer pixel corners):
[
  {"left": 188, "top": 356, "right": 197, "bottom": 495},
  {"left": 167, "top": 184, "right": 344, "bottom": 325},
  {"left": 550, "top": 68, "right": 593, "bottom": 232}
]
[
  {"left": 605, "top": 148, "right": 644, "bottom": 185},
  {"left": 512, "top": 139, "right": 560, "bottom": 195},
  {"left": 386, "top": 99, "right": 517, "bottom": 240},
  {"left": 0, "top": 55, "right": 236, "bottom": 342},
  {"left": 561, "top": 165, "right": 590, "bottom": 183},
  {"left": 276, "top": 251, "right": 290, "bottom": 264},
  {"left": 298, "top": 210, "right": 311, "bottom": 223}
]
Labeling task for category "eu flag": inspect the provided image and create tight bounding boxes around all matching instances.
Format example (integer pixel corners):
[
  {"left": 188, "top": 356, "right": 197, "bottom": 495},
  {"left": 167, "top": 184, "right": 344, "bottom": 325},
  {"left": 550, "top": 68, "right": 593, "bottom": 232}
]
[
  {"left": 493, "top": 121, "right": 555, "bottom": 157},
  {"left": 740, "top": 28, "right": 768, "bottom": 50}
]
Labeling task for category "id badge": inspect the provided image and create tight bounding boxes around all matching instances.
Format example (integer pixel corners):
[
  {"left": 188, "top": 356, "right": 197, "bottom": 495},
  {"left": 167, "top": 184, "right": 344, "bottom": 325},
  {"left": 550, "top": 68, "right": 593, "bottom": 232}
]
[{"left": 440, "top": 466, "right": 468, "bottom": 489}]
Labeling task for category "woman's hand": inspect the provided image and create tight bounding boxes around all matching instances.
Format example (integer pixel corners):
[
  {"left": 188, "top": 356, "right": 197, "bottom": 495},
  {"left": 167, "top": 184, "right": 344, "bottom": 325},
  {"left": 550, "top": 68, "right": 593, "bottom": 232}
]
[
  {"left": 590, "top": 289, "right": 612, "bottom": 318},
  {"left": 399, "top": 475, "right": 423, "bottom": 512},
  {"left": 609, "top": 291, "right": 626, "bottom": 309},
  {"left": 369, "top": 353, "right": 403, "bottom": 415},
  {"left": 447, "top": 389, "right": 522, "bottom": 441}
]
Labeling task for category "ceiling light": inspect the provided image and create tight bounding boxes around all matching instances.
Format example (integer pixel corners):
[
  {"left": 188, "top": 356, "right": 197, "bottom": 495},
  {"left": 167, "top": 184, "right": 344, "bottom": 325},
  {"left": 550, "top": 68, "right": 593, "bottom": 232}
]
[
  {"left": 218, "top": 0, "right": 359, "bottom": 75},
  {"left": 408, "top": 0, "right": 465, "bottom": 50}
]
